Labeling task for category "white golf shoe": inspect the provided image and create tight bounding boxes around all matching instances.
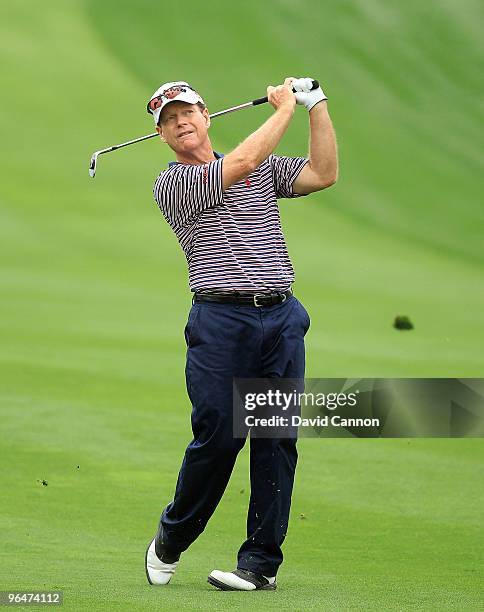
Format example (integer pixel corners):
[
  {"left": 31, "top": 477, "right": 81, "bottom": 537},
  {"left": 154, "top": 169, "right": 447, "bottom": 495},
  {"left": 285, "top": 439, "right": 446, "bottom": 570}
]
[
  {"left": 207, "top": 568, "right": 276, "bottom": 591},
  {"left": 145, "top": 538, "right": 180, "bottom": 585}
]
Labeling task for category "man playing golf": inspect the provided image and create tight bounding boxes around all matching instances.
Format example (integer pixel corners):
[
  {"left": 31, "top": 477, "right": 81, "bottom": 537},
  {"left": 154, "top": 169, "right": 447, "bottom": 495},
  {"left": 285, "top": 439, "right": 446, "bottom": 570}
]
[{"left": 145, "top": 77, "right": 338, "bottom": 591}]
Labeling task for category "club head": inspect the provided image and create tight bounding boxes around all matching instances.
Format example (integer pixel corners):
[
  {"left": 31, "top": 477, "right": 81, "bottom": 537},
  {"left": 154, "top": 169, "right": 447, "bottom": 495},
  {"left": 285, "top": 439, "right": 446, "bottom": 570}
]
[{"left": 89, "top": 152, "right": 98, "bottom": 178}]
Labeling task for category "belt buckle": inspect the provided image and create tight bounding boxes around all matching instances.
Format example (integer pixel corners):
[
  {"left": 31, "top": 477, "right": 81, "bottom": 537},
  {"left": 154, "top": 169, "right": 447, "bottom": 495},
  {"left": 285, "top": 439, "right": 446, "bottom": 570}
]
[{"left": 253, "top": 293, "right": 265, "bottom": 307}]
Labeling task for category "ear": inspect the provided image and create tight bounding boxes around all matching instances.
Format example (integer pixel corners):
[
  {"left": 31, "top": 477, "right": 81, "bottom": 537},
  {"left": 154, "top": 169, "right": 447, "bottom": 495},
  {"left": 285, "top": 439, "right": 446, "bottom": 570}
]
[
  {"left": 203, "top": 108, "right": 210, "bottom": 128},
  {"left": 156, "top": 125, "right": 166, "bottom": 142}
]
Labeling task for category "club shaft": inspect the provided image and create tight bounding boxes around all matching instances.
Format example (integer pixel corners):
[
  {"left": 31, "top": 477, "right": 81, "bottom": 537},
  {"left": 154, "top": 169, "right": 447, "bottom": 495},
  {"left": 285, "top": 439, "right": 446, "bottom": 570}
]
[
  {"left": 94, "top": 102, "right": 253, "bottom": 158},
  {"left": 209, "top": 101, "right": 253, "bottom": 119},
  {"left": 97, "top": 132, "right": 157, "bottom": 155}
]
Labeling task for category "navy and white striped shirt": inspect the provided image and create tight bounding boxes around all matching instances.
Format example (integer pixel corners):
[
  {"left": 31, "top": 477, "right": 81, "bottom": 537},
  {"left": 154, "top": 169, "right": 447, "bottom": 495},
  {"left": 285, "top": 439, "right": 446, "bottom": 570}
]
[{"left": 153, "top": 153, "right": 308, "bottom": 292}]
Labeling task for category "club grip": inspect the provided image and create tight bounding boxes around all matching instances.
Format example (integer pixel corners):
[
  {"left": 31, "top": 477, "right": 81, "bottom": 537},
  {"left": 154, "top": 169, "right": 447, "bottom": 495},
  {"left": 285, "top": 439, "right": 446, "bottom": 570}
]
[{"left": 252, "top": 79, "right": 320, "bottom": 106}]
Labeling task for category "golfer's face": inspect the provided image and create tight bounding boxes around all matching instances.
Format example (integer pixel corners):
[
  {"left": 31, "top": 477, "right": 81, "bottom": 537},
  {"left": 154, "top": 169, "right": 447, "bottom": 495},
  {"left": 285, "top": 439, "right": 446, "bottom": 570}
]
[{"left": 158, "top": 102, "right": 209, "bottom": 153}]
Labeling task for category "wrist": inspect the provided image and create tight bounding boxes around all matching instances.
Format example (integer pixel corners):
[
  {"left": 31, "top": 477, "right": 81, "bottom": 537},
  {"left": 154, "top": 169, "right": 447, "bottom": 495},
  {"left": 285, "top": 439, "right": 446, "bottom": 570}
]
[
  {"left": 308, "top": 99, "right": 327, "bottom": 113},
  {"left": 276, "top": 103, "right": 295, "bottom": 117}
]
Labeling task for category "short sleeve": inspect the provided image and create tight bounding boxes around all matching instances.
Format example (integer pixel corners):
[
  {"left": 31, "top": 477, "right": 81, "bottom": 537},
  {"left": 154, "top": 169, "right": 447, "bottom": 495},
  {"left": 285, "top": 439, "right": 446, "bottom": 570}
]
[
  {"left": 269, "top": 155, "right": 309, "bottom": 199},
  {"left": 153, "top": 158, "right": 224, "bottom": 229}
]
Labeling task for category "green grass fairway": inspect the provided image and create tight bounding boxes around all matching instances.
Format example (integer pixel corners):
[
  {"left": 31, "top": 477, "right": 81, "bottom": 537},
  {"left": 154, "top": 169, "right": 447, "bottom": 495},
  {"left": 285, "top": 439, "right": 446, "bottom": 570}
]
[{"left": 1, "top": 0, "right": 483, "bottom": 609}]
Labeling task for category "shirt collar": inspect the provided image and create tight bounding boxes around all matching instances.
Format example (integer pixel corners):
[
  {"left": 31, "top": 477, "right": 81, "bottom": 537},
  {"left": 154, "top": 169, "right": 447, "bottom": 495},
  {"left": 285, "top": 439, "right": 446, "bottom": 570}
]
[{"left": 168, "top": 151, "right": 224, "bottom": 167}]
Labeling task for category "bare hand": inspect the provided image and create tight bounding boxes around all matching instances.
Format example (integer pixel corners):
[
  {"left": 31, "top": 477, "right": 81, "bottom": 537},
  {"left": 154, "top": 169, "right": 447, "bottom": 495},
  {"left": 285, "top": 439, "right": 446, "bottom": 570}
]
[{"left": 267, "top": 77, "right": 296, "bottom": 113}]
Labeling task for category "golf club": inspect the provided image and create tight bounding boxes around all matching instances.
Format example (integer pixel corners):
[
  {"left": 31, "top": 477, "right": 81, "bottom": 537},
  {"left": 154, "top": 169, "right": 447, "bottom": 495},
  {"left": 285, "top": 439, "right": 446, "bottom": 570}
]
[{"left": 88, "top": 80, "right": 319, "bottom": 177}]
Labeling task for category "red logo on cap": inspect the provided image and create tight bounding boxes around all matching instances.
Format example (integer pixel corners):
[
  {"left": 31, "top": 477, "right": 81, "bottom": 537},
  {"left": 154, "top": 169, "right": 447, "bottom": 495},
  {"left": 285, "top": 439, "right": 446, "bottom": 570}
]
[{"left": 164, "top": 87, "right": 184, "bottom": 99}]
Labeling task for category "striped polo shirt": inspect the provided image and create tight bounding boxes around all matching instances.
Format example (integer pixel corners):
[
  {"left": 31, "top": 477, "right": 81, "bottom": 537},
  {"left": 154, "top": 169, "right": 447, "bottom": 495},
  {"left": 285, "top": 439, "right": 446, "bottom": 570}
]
[{"left": 153, "top": 153, "right": 308, "bottom": 292}]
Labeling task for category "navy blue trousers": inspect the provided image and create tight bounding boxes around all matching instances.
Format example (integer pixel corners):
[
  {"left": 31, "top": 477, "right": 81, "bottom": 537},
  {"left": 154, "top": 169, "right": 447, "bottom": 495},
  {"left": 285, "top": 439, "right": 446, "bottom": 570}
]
[{"left": 158, "top": 296, "right": 310, "bottom": 577}]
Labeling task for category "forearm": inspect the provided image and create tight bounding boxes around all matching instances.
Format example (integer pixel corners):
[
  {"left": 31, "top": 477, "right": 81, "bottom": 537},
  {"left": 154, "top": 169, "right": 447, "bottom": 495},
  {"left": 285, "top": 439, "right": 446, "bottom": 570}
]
[
  {"left": 237, "top": 106, "right": 294, "bottom": 167},
  {"left": 307, "top": 101, "right": 338, "bottom": 184},
  {"left": 222, "top": 106, "right": 294, "bottom": 189}
]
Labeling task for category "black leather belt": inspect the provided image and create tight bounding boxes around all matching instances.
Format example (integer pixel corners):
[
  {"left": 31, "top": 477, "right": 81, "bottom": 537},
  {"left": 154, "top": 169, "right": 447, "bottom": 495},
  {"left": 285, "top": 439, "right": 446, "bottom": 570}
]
[{"left": 194, "top": 290, "right": 293, "bottom": 308}]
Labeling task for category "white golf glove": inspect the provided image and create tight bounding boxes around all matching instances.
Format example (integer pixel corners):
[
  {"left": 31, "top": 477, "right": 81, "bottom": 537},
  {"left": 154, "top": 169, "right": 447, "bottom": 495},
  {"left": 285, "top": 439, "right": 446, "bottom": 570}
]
[{"left": 292, "top": 77, "right": 327, "bottom": 111}]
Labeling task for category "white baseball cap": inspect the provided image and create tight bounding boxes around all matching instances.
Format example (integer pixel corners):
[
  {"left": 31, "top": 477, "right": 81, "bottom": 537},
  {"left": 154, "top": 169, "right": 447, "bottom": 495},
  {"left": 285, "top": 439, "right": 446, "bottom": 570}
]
[{"left": 147, "top": 81, "right": 205, "bottom": 125}]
